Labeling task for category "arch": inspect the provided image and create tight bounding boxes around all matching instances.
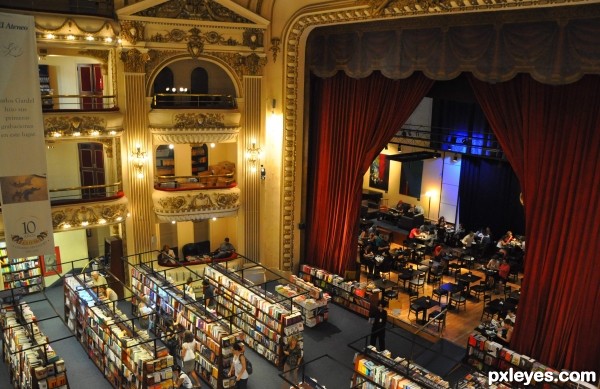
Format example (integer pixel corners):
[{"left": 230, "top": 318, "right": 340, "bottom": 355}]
[
  {"left": 153, "top": 67, "right": 174, "bottom": 94},
  {"left": 146, "top": 54, "right": 243, "bottom": 99}
]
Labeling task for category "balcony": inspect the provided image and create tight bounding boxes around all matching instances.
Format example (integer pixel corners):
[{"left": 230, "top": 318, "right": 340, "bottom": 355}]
[
  {"left": 0, "top": 182, "right": 130, "bottom": 232},
  {"left": 149, "top": 94, "right": 240, "bottom": 144},
  {"left": 44, "top": 111, "right": 123, "bottom": 139},
  {"left": 153, "top": 175, "right": 240, "bottom": 222},
  {"left": 42, "top": 94, "right": 118, "bottom": 112}
]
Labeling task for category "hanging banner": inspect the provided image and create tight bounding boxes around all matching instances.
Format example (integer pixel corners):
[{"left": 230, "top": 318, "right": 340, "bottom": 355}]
[{"left": 0, "top": 12, "right": 55, "bottom": 258}]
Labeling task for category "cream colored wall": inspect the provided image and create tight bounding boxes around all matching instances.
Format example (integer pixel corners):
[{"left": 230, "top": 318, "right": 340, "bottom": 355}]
[
  {"left": 46, "top": 142, "right": 80, "bottom": 191},
  {"left": 44, "top": 229, "right": 89, "bottom": 286}
]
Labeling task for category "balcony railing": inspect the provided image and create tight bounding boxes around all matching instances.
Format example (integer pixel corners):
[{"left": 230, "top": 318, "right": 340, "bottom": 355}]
[
  {"left": 155, "top": 174, "right": 235, "bottom": 190},
  {"left": 0, "top": 0, "right": 115, "bottom": 18},
  {"left": 42, "top": 94, "right": 118, "bottom": 112},
  {"left": 49, "top": 182, "right": 123, "bottom": 205},
  {"left": 151, "top": 93, "right": 237, "bottom": 109}
]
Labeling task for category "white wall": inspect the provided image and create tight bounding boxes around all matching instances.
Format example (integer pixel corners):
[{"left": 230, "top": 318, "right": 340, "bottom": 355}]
[
  {"left": 44, "top": 229, "right": 89, "bottom": 286},
  {"left": 46, "top": 142, "right": 81, "bottom": 196}
]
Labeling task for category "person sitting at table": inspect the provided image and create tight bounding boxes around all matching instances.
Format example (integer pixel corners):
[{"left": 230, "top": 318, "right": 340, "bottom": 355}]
[
  {"left": 358, "top": 228, "right": 369, "bottom": 247},
  {"left": 498, "top": 259, "right": 511, "bottom": 287},
  {"left": 497, "top": 230, "right": 515, "bottom": 249},
  {"left": 414, "top": 204, "right": 424, "bottom": 216},
  {"left": 496, "top": 319, "right": 514, "bottom": 346},
  {"left": 505, "top": 309, "right": 517, "bottom": 323},
  {"left": 395, "top": 199, "right": 404, "bottom": 213},
  {"left": 375, "top": 231, "right": 390, "bottom": 254},
  {"left": 487, "top": 256, "right": 500, "bottom": 270}
]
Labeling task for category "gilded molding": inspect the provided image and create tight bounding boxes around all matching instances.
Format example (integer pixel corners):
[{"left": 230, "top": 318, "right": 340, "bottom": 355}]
[
  {"left": 243, "top": 29, "right": 264, "bottom": 50},
  {"left": 44, "top": 115, "right": 108, "bottom": 138},
  {"left": 78, "top": 49, "right": 110, "bottom": 63},
  {"left": 121, "top": 20, "right": 145, "bottom": 45},
  {"left": 174, "top": 113, "right": 225, "bottom": 128},
  {"left": 211, "top": 52, "right": 267, "bottom": 78},
  {"left": 152, "top": 187, "right": 241, "bottom": 222},
  {"left": 270, "top": 38, "right": 281, "bottom": 63},
  {"left": 35, "top": 18, "right": 118, "bottom": 36},
  {"left": 120, "top": 48, "right": 150, "bottom": 73},
  {"left": 51, "top": 197, "right": 129, "bottom": 231},
  {"left": 146, "top": 49, "right": 180, "bottom": 78},
  {"left": 149, "top": 28, "right": 239, "bottom": 46},
  {"left": 135, "top": 0, "right": 252, "bottom": 23}
]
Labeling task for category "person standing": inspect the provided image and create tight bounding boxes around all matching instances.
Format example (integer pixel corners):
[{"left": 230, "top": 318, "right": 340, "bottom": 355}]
[
  {"left": 185, "top": 277, "right": 196, "bottom": 300},
  {"left": 181, "top": 330, "right": 197, "bottom": 374},
  {"left": 202, "top": 279, "right": 215, "bottom": 308},
  {"left": 283, "top": 336, "right": 303, "bottom": 385},
  {"left": 228, "top": 342, "right": 249, "bottom": 388},
  {"left": 369, "top": 301, "right": 387, "bottom": 351}
]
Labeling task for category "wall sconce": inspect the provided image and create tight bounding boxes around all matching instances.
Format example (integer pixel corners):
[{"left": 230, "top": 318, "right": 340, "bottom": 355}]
[
  {"left": 260, "top": 165, "right": 266, "bottom": 180},
  {"left": 131, "top": 145, "right": 147, "bottom": 178},
  {"left": 271, "top": 99, "right": 276, "bottom": 114},
  {"left": 245, "top": 141, "right": 262, "bottom": 172}
]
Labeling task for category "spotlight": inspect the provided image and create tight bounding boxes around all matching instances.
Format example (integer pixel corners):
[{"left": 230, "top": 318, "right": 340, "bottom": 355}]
[
  {"left": 452, "top": 154, "right": 459, "bottom": 162},
  {"left": 397, "top": 144, "right": 402, "bottom": 153}
]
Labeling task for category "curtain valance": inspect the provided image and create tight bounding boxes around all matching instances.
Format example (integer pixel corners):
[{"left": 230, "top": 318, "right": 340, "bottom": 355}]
[{"left": 308, "top": 9, "right": 600, "bottom": 84}]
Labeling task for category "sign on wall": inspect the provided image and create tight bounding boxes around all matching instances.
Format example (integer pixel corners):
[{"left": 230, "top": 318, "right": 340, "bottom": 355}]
[{"left": 0, "top": 13, "right": 55, "bottom": 258}]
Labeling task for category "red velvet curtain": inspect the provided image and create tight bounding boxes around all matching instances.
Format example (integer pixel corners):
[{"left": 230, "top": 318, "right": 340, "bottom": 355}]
[
  {"left": 469, "top": 74, "right": 600, "bottom": 371},
  {"left": 306, "top": 71, "right": 434, "bottom": 275}
]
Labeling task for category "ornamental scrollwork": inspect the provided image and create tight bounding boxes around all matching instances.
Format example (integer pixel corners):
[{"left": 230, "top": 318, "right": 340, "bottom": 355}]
[
  {"left": 149, "top": 28, "right": 239, "bottom": 46},
  {"left": 174, "top": 113, "right": 225, "bottom": 128},
  {"left": 44, "top": 116, "right": 107, "bottom": 138},
  {"left": 121, "top": 20, "right": 145, "bottom": 45},
  {"left": 120, "top": 48, "right": 150, "bottom": 73},
  {"left": 135, "top": 0, "right": 252, "bottom": 23}
]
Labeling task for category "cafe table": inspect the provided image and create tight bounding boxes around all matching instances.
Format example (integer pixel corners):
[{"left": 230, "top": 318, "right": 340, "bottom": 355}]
[{"left": 412, "top": 296, "right": 440, "bottom": 325}]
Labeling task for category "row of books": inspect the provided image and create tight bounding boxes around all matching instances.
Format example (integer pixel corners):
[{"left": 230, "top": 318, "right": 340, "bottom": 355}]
[
  {"left": 2, "top": 303, "right": 68, "bottom": 389},
  {"left": 3, "top": 267, "right": 42, "bottom": 281}
]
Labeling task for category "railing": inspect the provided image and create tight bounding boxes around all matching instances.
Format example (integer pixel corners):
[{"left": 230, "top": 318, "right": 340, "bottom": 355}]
[
  {"left": 0, "top": 0, "right": 115, "bottom": 18},
  {"left": 155, "top": 174, "right": 235, "bottom": 190},
  {"left": 42, "top": 94, "right": 118, "bottom": 112},
  {"left": 151, "top": 93, "right": 237, "bottom": 109},
  {"left": 49, "top": 182, "right": 123, "bottom": 205}
]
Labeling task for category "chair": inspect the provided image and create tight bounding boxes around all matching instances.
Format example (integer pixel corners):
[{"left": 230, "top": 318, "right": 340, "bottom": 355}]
[
  {"left": 407, "top": 295, "right": 420, "bottom": 321},
  {"left": 462, "top": 255, "right": 475, "bottom": 270},
  {"left": 428, "top": 310, "right": 447, "bottom": 333},
  {"left": 503, "top": 285, "right": 512, "bottom": 300},
  {"left": 378, "top": 259, "right": 394, "bottom": 281},
  {"left": 431, "top": 286, "right": 449, "bottom": 305},
  {"left": 508, "top": 267, "right": 520, "bottom": 283},
  {"left": 480, "top": 293, "right": 497, "bottom": 321},
  {"left": 449, "top": 291, "right": 467, "bottom": 312},
  {"left": 409, "top": 273, "right": 425, "bottom": 296},
  {"left": 383, "top": 286, "right": 400, "bottom": 307},
  {"left": 471, "top": 281, "right": 488, "bottom": 301},
  {"left": 428, "top": 269, "right": 443, "bottom": 289}
]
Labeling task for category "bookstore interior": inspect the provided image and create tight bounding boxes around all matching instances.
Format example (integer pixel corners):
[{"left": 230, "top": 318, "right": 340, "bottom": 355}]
[{"left": 1, "top": 1, "right": 600, "bottom": 389}]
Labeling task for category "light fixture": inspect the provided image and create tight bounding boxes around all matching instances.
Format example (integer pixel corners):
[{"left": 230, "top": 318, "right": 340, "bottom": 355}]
[
  {"left": 210, "top": 143, "right": 215, "bottom": 148},
  {"left": 452, "top": 154, "right": 459, "bottom": 162},
  {"left": 398, "top": 144, "right": 402, "bottom": 153},
  {"left": 271, "top": 99, "right": 276, "bottom": 114},
  {"left": 131, "top": 145, "right": 147, "bottom": 178},
  {"left": 246, "top": 141, "right": 262, "bottom": 172},
  {"left": 260, "top": 165, "right": 266, "bottom": 180},
  {"left": 168, "top": 144, "right": 174, "bottom": 150}
]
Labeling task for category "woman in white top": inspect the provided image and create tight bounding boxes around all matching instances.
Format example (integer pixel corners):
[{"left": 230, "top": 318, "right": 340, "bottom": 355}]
[
  {"left": 185, "top": 278, "right": 196, "bottom": 300},
  {"left": 228, "top": 342, "right": 248, "bottom": 388},
  {"left": 181, "top": 330, "right": 197, "bottom": 374}
]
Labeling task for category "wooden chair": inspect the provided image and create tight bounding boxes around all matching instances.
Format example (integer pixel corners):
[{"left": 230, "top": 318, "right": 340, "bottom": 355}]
[
  {"left": 428, "top": 309, "right": 447, "bottom": 333},
  {"left": 407, "top": 295, "right": 420, "bottom": 321},
  {"left": 409, "top": 273, "right": 426, "bottom": 296},
  {"left": 431, "top": 286, "right": 449, "bottom": 305},
  {"left": 471, "top": 281, "right": 488, "bottom": 301},
  {"left": 449, "top": 291, "right": 467, "bottom": 312},
  {"left": 481, "top": 293, "right": 496, "bottom": 321}
]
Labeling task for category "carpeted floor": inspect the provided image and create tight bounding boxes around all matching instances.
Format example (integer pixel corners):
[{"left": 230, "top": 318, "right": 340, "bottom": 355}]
[{"left": 0, "top": 281, "right": 468, "bottom": 389}]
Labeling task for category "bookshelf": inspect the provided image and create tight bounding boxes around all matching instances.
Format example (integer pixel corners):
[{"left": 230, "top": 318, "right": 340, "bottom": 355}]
[
  {"left": 298, "top": 264, "right": 378, "bottom": 318},
  {"left": 130, "top": 264, "right": 240, "bottom": 389},
  {"left": 465, "top": 332, "right": 585, "bottom": 389},
  {"left": 204, "top": 264, "right": 304, "bottom": 368},
  {"left": 275, "top": 275, "right": 329, "bottom": 327},
  {"left": 64, "top": 274, "right": 174, "bottom": 389},
  {"left": 155, "top": 145, "right": 175, "bottom": 176},
  {"left": 352, "top": 346, "right": 450, "bottom": 389},
  {"left": 1, "top": 302, "right": 70, "bottom": 389},
  {"left": 1, "top": 242, "right": 44, "bottom": 294},
  {"left": 191, "top": 144, "right": 209, "bottom": 175}
]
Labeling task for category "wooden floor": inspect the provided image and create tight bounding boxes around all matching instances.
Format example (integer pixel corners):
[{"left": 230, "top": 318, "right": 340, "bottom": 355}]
[{"left": 360, "top": 249, "right": 521, "bottom": 349}]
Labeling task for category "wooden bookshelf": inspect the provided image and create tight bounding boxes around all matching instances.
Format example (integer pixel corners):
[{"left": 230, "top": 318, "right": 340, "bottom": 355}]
[
  {"left": 1, "top": 242, "right": 43, "bottom": 294},
  {"left": 130, "top": 264, "right": 240, "bottom": 389},
  {"left": 1, "top": 303, "right": 70, "bottom": 389},
  {"left": 64, "top": 274, "right": 172, "bottom": 389},
  {"left": 204, "top": 264, "right": 304, "bottom": 368}
]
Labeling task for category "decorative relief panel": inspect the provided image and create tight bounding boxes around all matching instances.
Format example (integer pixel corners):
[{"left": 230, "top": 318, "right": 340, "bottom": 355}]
[
  {"left": 51, "top": 196, "right": 129, "bottom": 231},
  {"left": 44, "top": 113, "right": 123, "bottom": 139},
  {"left": 152, "top": 187, "right": 241, "bottom": 222},
  {"left": 149, "top": 28, "right": 239, "bottom": 46},
  {"left": 134, "top": 0, "right": 252, "bottom": 23},
  {"left": 120, "top": 48, "right": 150, "bottom": 73}
]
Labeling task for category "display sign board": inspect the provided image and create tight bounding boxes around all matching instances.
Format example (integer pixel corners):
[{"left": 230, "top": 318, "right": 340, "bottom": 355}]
[{"left": 0, "top": 13, "right": 55, "bottom": 258}]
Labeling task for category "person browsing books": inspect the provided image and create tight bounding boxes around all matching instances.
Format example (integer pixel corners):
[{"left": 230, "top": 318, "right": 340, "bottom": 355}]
[
  {"left": 229, "top": 342, "right": 249, "bottom": 388},
  {"left": 172, "top": 365, "right": 193, "bottom": 389}
]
